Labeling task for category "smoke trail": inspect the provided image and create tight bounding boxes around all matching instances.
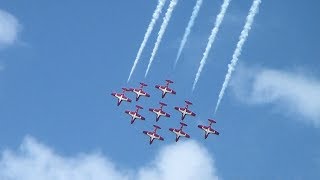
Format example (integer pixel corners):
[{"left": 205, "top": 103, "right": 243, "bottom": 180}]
[
  {"left": 192, "top": 0, "right": 231, "bottom": 91},
  {"left": 214, "top": 0, "right": 262, "bottom": 114},
  {"left": 174, "top": 0, "right": 203, "bottom": 68},
  {"left": 127, "top": 0, "right": 166, "bottom": 82},
  {"left": 145, "top": 0, "right": 179, "bottom": 77}
]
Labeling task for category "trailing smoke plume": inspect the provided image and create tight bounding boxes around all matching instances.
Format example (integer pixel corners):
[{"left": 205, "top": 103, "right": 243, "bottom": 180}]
[
  {"left": 214, "top": 0, "right": 262, "bottom": 114},
  {"left": 145, "top": 0, "right": 179, "bottom": 77},
  {"left": 192, "top": 0, "right": 231, "bottom": 91},
  {"left": 127, "top": 0, "right": 166, "bottom": 82},
  {"left": 174, "top": 0, "right": 203, "bottom": 67}
]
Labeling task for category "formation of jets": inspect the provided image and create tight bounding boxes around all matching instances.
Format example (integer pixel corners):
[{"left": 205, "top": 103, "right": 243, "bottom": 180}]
[{"left": 111, "top": 80, "right": 219, "bottom": 145}]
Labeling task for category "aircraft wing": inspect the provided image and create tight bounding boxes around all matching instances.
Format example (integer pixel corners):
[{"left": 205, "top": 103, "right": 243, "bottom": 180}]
[
  {"left": 187, "top": 109, "right": 196, "bottom": 116},
  {"left": 181, "top": 130, "right": 190, "bottom": 138},
  {"left": 137, "top": 113, "right": 145, "bottom": 120}
]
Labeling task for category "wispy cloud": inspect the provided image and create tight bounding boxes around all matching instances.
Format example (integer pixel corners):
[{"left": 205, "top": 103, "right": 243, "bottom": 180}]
[
  {"left": 0, "top": 137, "right": 219, "bottom": 180},
  {"left": 192, "top": 0, "right": 231, "bottom": 91},
  {"left": 145, "top": 0, "right": 179, "bottom": 77},
  {"left": 127, "top": 0, "right": 167, "bottom": 82},
  {"left": 174, "top": 0, "right": 203, "bottom": 68},
  {"left": 0, "top": 9, "right": 20, "bottom": 47},
  {"left": 214, "top": 0, "right": 262, "bottom": 114},
  {"left": 231, "top": 65, "right": 320, "bottom": 127}
]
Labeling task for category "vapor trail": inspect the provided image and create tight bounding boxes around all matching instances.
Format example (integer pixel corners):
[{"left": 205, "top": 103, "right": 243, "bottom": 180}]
[
  {"left": 192, "top": 0, "right": 231, "bottom": 91},
  {"left": 214, "top": 0, "right": 262, "bottom": 114},
  {"left": 174, "top": 0, "right": 203, "bottom": 67},
  {"left": 145, "top": 0, "right": 179, "bottom": 77},
  {"left": 127, "top": 0, "right": 166, "bottom": 82}
]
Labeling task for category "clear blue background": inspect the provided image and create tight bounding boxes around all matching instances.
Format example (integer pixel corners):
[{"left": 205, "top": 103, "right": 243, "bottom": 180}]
[{"left": 0, "top": 0, "right": 319, "bottom": 179}]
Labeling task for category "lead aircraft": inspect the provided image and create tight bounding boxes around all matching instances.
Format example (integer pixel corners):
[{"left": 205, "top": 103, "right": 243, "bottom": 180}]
[
  {"left": 111, "top": 88, "right": 132, "bottom": 106},
  {"left": 198, "top": 119, "right": 220, "bottom": 139},
  {"left": 143, "top": 125, "right": 164, "bottom": 145},
  {"left": 155, "top": 80, "right": 176, "bottom": 98}
]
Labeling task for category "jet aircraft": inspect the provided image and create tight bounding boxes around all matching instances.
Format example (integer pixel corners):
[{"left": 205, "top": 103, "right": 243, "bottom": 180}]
[
  {"left": 129, "top": 82, "right": 150, "bottom": 101},
  {"left": 149, "top": 102, "right": 171, "bottom": 122},
  {"left": 169, "top": 122, "right": 190, "bottom": 142},
  {"left": 155, "top": 80, "right": 176, "bottom": 98},
  {"left": 125, "top": 105, "right": 145, "bottom": 124},
  {"left": 143, "top": 125, "right": 164, "bottom": 145},
  {"left": 174, "top": 100, "right": 196, "bottom": 120},
  {"left": 198, "top": 119, "right": 220, "bottom": 139},
  {"left": 111, "top": 88, "right": 132, "bottom": 106}
]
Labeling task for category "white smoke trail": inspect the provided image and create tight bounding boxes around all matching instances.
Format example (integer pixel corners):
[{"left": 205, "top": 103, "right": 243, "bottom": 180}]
[
  {"left": 127, "top": 0, "right": 166, "bottom": 82},
  {"left": 174, "top": 0, "right": 203, "bottom": 68},
  {"left": 192, "top": 0, "right": 231, "bottom": 91},
  {"left": 145, "top": 0, "right": 179, "bottom": 77},
  {"left": 214, "top": 0, "right": 262, "bottom": 114}
]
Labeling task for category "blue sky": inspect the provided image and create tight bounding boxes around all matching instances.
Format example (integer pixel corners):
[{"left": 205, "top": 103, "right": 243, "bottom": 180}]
[{"left": 0, "top": 0, "right": 319, "bottom": 179}]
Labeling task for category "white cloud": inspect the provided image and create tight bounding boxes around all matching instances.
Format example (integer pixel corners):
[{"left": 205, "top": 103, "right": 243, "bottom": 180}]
[
  {"left": 137, "top": 140, "right": 219, "bottom": 180},
  {"left": 0, "top": 137, "right": 219, "bottom": 180},
  {"left": 0, "top": 9, "right": 20, "bottom": 47},
  {"left": 231, "top": 64, "right": 320, "bottom": 126}
]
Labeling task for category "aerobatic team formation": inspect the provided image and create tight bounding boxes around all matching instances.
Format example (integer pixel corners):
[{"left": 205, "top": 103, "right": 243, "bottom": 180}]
[
  {"left": 111, "top": 0, "right": 262, "bottom": 144},
  {"left": 111, "top": 80, "right": 219, "bottom": 145}
]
